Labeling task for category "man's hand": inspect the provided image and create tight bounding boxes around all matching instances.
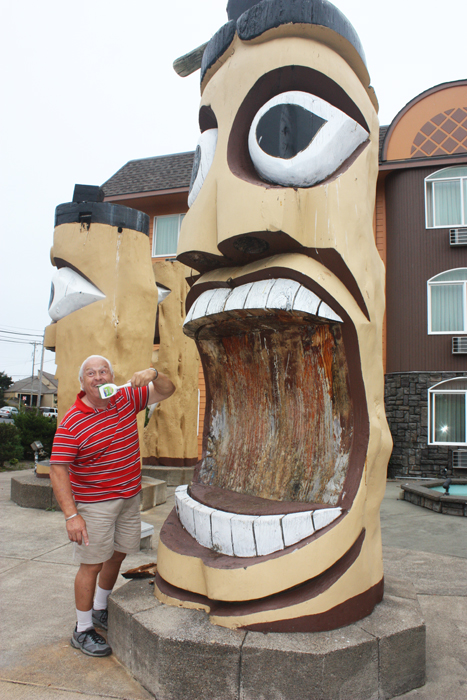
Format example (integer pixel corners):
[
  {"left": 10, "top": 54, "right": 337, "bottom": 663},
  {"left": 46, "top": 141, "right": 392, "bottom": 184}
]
[
  {"left": 66, "top": 514, "right": 89, "bottom": 546},
  {"left": 130, "top": 368, "right": 175, "bottom": 405},
  {"left": 130, "top": 368, "right": 158, "bottom": 388}
]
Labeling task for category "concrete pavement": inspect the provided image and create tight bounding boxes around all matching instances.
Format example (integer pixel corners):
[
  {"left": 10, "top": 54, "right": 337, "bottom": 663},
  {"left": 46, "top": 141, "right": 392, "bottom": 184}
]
[{"left": 1, "top": 470, "right": 467, "bottom": 699}]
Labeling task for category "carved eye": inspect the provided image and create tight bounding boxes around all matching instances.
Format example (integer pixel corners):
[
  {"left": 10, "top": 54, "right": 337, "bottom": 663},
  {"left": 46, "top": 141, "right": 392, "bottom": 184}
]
[
  {"left": 48, "top": 268, "right": 105, "bottom": 321},
  {"left": 188, "top": 129, "right": 218, "bottom": 207},
  {"left": 248, "top": 91, "right": 369, "bottom": 187}
]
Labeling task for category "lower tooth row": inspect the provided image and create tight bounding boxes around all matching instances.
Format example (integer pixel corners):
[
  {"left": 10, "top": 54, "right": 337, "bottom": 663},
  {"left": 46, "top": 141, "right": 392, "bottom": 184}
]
[{"left": 175, "top": 485, "right": 341, "bottom": 557}]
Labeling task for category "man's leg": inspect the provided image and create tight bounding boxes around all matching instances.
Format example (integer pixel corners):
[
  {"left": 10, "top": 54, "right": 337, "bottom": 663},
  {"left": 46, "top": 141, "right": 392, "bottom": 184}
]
[
  {"left": 71, "top": 561, "right": 112, "bottom": 657},
  {"left": 75, "top": 562, "right": 103, "bottom": 615},
  {"left": 98, "top": 549, "right": 127, "bottom": 590},
  {"left": 92, "top": 550, "right": 128, "bottom": 631}
]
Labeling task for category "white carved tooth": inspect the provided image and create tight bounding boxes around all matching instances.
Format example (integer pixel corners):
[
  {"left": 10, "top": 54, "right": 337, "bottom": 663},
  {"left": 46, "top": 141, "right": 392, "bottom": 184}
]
[
  {"left": 206, "top": 287, "right": 232, "bottom": 315},
  {"left": 174, "top": 484, "right": 188, "bottom": 517},
  {"left": 281, "top": 511, "right": 315, "bottom": 548},
  {"left": 224, "top": 282, "right": 255, "bottom": 312},
  {"left": 176, "top": 491, "right": 196, "bottom": 538},
  {"left": 231, "top": 514, "right": 258, "bottom": 557},
  {"left": 292, "top": 286, "right": 321, "bottom": 316},
  {"left": 266, "top": 279, "right": 301, "bottom": 311},
  {"left": 211, "top": 509, "right": 235, "bottom": 556},
  {"left": 192, "top": 503, "right": 214, "bottom": 549},
  {"left": 191, "top": 289, "right": 216, "bottom": 321},
  {"left": 317, "top": 302, "right": 343, "bottom": 323},
  {"left": 254, "top": 515, "right": 285, "bottom": 556},
  {"left": 312, "top": 507, "right": 342, "bottom": 531},
  {"left": 183, "top": 297, "right": 199, "bottom": 327},
  {"left": 244, "top": 279, "right": 276, "bottom": 310}
]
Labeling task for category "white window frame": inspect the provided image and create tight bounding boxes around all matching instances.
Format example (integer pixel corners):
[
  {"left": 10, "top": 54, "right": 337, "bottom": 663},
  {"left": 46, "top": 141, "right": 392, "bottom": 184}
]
[
  {"left": 428, "top": 378, "right": 467, "bottom": 446},
  {"left": 152, "top": 214, "right": 185, "bottom": 258},
  {"left": 425, "top": 166, "right": 467, "bottom": 229},
  {"left": 427, "top": 268, "right": 467, "bottom": 334}
]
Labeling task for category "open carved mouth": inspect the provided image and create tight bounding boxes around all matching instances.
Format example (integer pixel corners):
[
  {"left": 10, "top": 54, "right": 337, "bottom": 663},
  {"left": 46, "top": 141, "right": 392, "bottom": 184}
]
[{"left": 178, "top": 270, "right": 369, "bottom": 560}]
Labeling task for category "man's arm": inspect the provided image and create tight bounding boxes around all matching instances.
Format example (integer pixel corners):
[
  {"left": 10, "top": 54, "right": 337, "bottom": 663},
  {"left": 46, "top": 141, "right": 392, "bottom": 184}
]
[
  {"left": 130, "top": 368, "right": 175, "bottom": 405},
  {"left": 49, "top": 464, "right": 89, "bottom": 546}
]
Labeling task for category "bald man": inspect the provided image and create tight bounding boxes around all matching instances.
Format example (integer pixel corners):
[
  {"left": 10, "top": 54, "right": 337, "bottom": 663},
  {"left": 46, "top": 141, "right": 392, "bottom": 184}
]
[{"left": 50, "top": 355, "right": 175, "bottom": 657}]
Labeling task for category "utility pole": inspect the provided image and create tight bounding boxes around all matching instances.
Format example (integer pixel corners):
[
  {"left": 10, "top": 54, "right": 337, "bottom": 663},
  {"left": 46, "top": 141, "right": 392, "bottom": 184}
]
[
  {"left": 37, "top": 332, "right": 46, "bottom": 409},
  {"left": 31, "top": 341, "right": 38, "bottom": 407}
]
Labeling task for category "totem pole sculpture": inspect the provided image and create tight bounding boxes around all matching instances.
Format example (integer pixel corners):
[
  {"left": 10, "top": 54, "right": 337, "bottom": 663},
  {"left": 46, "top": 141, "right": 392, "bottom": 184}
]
[
  {"left": 44, "top": 186, "right": 157, "bottom": 425},
  {"left": 155, "top": 0, "right": 392, "bottom": 632}
]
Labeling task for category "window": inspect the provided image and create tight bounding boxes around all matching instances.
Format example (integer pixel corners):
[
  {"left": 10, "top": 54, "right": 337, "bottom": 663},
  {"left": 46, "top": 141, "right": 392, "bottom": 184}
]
[
  {"left": 425, "top": 166, "right": 467, "bottom": 228},
  {"left": 429, "top": 378, "right": 467, "bottom": 445},
  {"left": 428, "top": 269, "right": 467, "bottom": 333},
  {"left": 152, "top": 214, "right": 185, "bottom": 257}
]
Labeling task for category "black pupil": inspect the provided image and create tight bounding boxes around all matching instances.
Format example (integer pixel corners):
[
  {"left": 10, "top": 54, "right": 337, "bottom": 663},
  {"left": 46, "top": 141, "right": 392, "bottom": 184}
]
[
  {"left": 189, "top": 145, "right": 202, "bottom": 192},
  {"left": 256, "top": 104, "right": 327, "bottom": 160},
  {"left": 48, "top": 282, "right": 55, "bottom": 309}
]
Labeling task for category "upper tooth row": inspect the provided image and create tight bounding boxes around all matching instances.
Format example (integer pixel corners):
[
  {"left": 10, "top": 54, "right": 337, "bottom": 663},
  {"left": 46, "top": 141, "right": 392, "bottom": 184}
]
[
  {"left": 183, "top": 278, "right": 342, "bottom": 335},
  {"left": 175, "top": 485, "right": 341, "bottom": 558}
]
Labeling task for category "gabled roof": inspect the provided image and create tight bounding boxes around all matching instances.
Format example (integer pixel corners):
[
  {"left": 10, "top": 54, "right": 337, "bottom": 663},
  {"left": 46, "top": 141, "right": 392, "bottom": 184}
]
[
  {"left": 6, "top": 376, "right": 57, "bottom": 396},
  {"left": 102, "top": 151, "right": 195, "bottom": 197}
]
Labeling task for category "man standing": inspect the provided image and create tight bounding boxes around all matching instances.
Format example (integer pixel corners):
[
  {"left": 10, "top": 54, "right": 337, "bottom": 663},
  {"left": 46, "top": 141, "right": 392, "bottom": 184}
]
[{"left": 49, "top": 355, "right": 175, "bottom": 657}]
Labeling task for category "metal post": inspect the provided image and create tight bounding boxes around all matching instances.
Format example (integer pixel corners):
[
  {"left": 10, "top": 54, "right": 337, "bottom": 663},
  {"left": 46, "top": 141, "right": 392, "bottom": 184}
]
[{"left": 37, "top": 332, "right": 46, "bottom": 409}]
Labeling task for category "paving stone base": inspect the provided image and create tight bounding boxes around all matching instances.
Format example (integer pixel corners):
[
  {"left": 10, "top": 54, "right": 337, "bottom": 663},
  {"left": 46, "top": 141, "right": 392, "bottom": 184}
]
[
  {"left": 108, "top": 576, "right": 426, "bottom": 700},
  {"left": 385, "top": 371, "right": 467, "bottom": 479},
  {"left": 10, "top": 472, "right": 166, "bottom": 512}
]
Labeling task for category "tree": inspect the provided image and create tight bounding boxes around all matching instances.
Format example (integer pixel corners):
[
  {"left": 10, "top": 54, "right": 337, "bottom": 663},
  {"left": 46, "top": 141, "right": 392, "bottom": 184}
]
[
  {"left": 0, "top": 371, "right": 13, "bottom": 407},
  {"left": 13, "top": 409, "right": 56, "bottom": 460},
  {"left": 0, "top": 424, "right": 23, "bottom": 466}
]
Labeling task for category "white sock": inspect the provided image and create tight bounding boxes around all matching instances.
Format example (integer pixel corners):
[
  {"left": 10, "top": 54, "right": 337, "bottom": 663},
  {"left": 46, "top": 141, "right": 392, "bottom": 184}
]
[
  {"left": 93, "top": 585, "right": 112, "bottom": 611},
  {"left": 76, "top": 608, "right": 93, "bottom": 632}
]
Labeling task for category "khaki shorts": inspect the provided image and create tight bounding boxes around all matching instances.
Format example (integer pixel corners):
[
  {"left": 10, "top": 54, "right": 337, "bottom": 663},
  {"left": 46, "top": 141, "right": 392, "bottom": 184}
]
[{"left": 74, "top": 495, "right": 141, "bottom": 565}]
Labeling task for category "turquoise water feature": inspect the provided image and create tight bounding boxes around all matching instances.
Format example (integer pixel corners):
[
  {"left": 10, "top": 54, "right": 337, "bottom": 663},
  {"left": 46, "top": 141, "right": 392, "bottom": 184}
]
[{"left": 430, "top": 484, "right": 467, "bottom": 496}]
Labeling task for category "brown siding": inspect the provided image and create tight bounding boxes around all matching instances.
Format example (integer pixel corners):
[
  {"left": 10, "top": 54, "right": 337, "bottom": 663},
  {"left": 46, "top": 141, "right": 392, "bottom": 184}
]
[{"left": 385, "top": 165, "right": 467, "bottom": 373}]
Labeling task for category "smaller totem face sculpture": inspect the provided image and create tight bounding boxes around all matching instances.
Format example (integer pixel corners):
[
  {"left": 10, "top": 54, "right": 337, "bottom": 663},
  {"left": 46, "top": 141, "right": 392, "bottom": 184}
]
[
  {"left": 45, "top": 191, "right": 157, "bottom": 418},
  {"left": 156, "top": 0, "right": 392, "bottom": 632}
]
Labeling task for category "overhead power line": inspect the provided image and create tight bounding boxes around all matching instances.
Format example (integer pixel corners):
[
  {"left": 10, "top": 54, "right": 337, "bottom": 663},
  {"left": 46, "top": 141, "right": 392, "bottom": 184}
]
[{"left": 0, "top": 328, "right": 43, "bottom": 338}]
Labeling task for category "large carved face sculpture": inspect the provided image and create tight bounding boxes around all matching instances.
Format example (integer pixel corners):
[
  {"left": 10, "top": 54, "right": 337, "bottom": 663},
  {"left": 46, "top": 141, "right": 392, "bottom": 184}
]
[
  {"left": 45, "top": 193, "right": 157, "bottom": 419},
  {"left": 155, "top": 0, "right": 392, "bottom": 632}
]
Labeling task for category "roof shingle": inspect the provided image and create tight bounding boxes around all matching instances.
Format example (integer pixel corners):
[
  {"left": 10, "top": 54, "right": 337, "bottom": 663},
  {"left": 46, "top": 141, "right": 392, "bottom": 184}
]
[{"left": 102, "top": 151, "right": 195, "bottom": 197}]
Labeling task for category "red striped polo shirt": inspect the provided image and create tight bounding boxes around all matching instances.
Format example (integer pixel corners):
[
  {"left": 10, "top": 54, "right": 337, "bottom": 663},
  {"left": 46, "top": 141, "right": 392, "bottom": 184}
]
[{"left": 50, "top": 386, "right": 149, "bottom": 503}]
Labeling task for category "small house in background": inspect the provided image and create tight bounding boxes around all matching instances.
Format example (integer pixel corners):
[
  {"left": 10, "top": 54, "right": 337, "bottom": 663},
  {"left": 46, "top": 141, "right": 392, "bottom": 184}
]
[
  {"left": 4, "top": 371, "right": 58, "bottom": 409},
  {"left": 102, "top": 79, "right": 467, "bottom": 480}
]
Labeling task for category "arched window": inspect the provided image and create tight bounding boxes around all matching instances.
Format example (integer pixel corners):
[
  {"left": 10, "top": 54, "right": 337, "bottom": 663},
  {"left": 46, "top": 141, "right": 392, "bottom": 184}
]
[
  {"left": 428, "top": 377, "right": 467, "bottom": 445},
  {"left": 425, "top": 166, "right": 467, "bottom": 228},
  {"left": 428, "top": 269, "right": 467, "bottom": 333}
]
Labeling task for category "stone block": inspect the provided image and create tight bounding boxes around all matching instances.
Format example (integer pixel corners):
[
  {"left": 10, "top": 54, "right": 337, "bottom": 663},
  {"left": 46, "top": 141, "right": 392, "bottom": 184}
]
[
  {"left": 109, "top": 577, "right": 426, "bottom": 700},
  {"left": 360, "top": 589, "right": 426, "bottom": 699},
  {"left": 241, "top": 628, "right": 378, "bottom": 700},
  {"left": 140, "top": 476, "right": 167, "bottom": 511},
  {"left": 142, "top": 466, "right": 194, "bottom": 486},
  {"left": 133, "top": 604, "right": 245, "bottom": 700},
  {"left": 10, "top": 473, "right": 56, "bottom": 510},
  {"left": 109, "top": 578, "right": 160, "bottom": 673}
]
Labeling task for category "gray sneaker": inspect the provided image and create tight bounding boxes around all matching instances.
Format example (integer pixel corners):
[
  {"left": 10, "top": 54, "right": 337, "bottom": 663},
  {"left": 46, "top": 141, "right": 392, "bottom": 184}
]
[
  {"left": 71, "top": 626, "right": 112, "bottom": 657},
  {"left": 92, "top": 608, "right": 108, "bottom": 631}
]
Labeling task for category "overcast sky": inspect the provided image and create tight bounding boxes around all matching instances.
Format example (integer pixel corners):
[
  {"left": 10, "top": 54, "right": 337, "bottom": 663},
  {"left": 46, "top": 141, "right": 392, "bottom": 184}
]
[{"left": 1, "top": 0, "right": 465, "bottom": 382}]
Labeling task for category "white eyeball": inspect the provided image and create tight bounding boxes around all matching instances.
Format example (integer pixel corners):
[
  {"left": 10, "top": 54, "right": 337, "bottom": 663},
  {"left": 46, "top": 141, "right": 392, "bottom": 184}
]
[
  {"left": 188, "top": 129, "right": 218, "bottom": 207},
  {"left": 248, "top": 91, "right": 369, "bottom": 187},
  {"left": 48, "top": 267, "right": 105, "bottom": 322}
]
